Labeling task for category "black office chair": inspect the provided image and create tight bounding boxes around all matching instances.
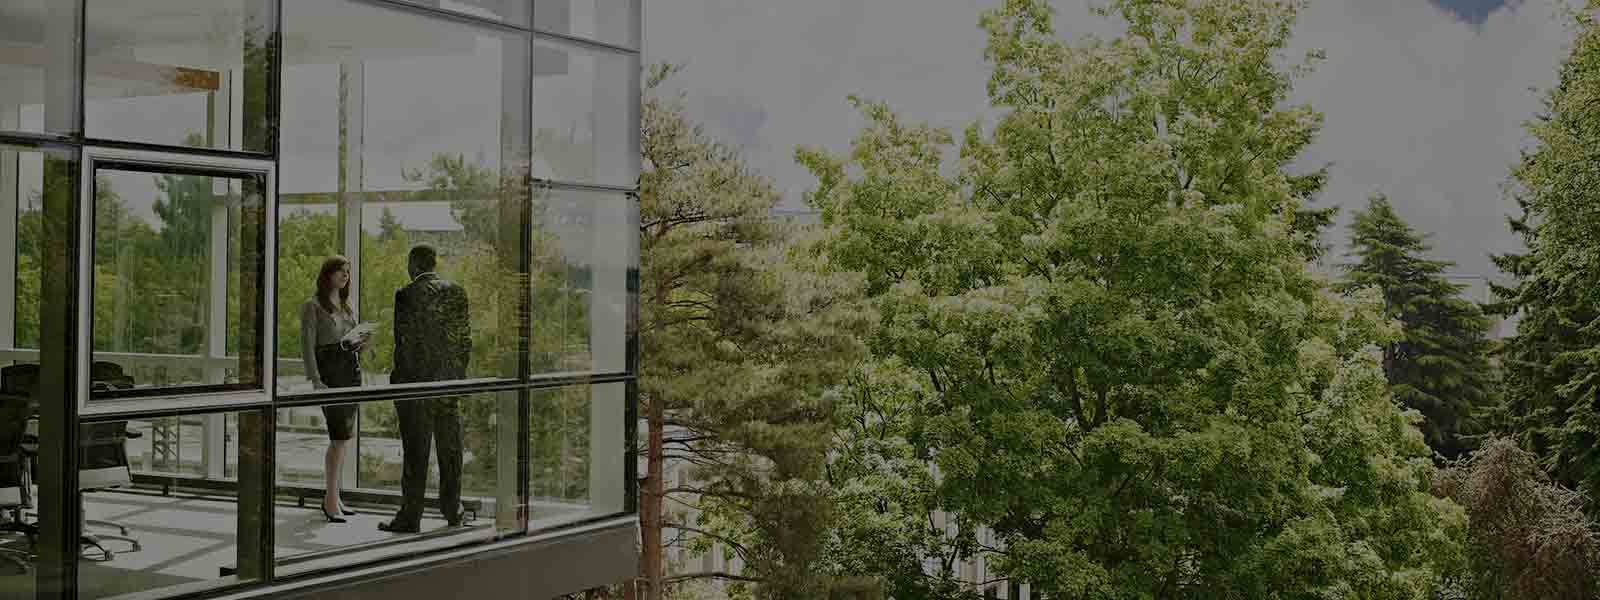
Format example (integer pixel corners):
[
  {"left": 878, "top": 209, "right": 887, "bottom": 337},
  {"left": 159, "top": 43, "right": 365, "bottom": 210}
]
[
  {"left": 80, "top": 362, "right": 142, "bottom": 558},
  {"left": 0, "top": 362, "right": 144, "bottom": 561},
  {"left": 0, "top": 364, "right": 40, "bottom": 532},
  {"left": 0, "top": 365, "right": 35, "bottom": 572}
]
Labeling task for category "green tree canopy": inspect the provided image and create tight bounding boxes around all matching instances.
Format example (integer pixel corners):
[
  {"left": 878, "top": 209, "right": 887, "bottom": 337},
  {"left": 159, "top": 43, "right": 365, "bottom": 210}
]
[{"left": 803, "top": 0, "right": 1462, "bottom": 597}]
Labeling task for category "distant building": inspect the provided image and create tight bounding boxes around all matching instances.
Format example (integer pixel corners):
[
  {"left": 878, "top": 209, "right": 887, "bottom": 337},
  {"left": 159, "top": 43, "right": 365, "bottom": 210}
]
[{"left": 770, "top": 207, "right": 821, "bottom": 227}]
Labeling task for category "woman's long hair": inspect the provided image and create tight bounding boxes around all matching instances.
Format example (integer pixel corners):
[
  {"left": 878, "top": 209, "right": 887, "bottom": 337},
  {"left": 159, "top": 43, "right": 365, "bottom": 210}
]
[{"left": 316, "top": 255, "right": 353, "bottom": 315}]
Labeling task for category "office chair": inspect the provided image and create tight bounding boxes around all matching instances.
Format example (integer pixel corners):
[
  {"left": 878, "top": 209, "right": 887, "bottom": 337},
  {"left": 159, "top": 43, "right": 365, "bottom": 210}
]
[
  {"left": 0, "top": 362, "right": 144, "bottom": 560},
  {"left": 0, "top": 366, "right": 35, "bottom": 572},
  {"left": 0, "top": 365, "right": 39, "bottom": 536},
  {"left": 79, "top": 361, "right": 142, "bottom": 558},
  {"left": 0, "top": 471, "right": 30, "bottom": 573}
]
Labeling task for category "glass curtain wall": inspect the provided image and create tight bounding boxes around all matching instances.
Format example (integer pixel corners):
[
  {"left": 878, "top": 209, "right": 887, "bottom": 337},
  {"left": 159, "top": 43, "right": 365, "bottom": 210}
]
[{"left": 0, "top": 1, "right": 639, "bottom": 599}]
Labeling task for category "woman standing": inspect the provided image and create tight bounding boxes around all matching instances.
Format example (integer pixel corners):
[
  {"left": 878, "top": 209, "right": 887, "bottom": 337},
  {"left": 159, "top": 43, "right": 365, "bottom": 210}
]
[{"left": 300, "top": 256, "right": 369, "bottom": 523}]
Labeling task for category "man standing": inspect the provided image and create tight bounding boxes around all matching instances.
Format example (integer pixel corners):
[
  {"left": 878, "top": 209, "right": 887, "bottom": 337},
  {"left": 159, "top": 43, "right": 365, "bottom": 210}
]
[{"left": 380, "top": 244, "right": 471, "bottom": 533}]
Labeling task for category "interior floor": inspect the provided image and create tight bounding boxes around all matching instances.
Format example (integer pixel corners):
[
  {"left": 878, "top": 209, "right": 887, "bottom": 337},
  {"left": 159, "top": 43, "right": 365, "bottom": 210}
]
[{"left": 0, "top": 490, "right": 592, "bottom": 600}]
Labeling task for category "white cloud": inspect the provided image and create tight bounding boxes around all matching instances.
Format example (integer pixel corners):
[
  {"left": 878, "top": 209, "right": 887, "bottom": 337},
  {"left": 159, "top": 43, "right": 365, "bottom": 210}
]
[
  {"left": 644, "top": 0, "right": 1576, "bottom": 284},
  {"left": 1289, "top": 0, "right": 1573, "bottom": 284}
]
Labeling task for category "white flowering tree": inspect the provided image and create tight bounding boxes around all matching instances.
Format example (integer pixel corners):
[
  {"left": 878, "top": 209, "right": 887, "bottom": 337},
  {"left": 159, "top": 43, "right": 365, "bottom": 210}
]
[{"left": 805, "top": 0, "right": 1464, "bottom": 597}]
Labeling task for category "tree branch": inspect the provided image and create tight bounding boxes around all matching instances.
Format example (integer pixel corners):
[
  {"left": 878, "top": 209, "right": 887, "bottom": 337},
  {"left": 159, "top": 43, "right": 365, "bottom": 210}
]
[
  {"left": 663, "top": 572, "right": 763, "bottom": 585},
  {"left": 661, "top": 523, "right": 755, "bottom": 563},
  {"left": 1094, "top": 384, "right": 1110, "bottom": 428},
  {"left": 665, "top": 485, "right": 759, "bottom": 502}
]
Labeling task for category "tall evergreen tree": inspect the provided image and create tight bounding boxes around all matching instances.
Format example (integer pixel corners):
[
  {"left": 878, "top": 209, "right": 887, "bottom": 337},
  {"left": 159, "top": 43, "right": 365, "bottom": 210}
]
[
  {"left": 377, "top": 207, "right": 405, "bottom": 242},
  {"left": 633, "top": 63, "right": 871, "bottom": 600},
  {"left": 1490, "top": 2, "right": 1600, "bottom": 500},
  {"left": 1340, "top": 194, "right": 1497, "bottom": 460}
]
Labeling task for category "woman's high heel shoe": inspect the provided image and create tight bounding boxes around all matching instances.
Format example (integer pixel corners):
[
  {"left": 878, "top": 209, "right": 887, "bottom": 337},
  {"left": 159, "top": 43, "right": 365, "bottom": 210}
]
[
  {"left": 339, "top": 505, "right": 357, "bottom": 516},
  {"left": 321, "top": 506, "right": 347, "bottom": 523}
]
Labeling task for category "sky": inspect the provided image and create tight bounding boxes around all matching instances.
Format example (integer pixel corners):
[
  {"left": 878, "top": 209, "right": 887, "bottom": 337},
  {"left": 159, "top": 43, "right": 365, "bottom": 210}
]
[{"left": 642, "top": 0, "right": 1577, "bottom": 297}]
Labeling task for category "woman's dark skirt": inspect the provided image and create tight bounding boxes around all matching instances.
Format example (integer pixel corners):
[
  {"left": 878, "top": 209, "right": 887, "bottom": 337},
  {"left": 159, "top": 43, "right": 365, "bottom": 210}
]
[{"left": 315, "top": 344, "right": 361, "bottom": 441}]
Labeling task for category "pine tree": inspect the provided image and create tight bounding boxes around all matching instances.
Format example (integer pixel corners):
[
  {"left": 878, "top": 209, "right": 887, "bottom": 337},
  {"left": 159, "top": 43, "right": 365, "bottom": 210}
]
[
  {"left": 633, "top": 63, "right": 871, "bottom": 600},
  {"left": 1340, "top": 194, "right": 1497, "bottom": 460},
  {"left": 377, "top": 207, "right": 404, "bottom": 242},
  {"left": 1490, "top": 2, "right": 1600, "bottom": 498}
]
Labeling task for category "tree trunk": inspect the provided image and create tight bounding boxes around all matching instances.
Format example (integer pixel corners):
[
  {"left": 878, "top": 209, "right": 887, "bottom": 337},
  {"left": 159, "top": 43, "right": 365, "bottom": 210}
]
[{"left": 638, "top": 395, "right": 665, "bottom": 600}]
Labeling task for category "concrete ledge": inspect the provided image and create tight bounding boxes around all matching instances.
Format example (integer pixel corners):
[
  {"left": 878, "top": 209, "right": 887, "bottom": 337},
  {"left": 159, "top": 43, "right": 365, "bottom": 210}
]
[{"left": 217, "top": 517, "right": 639, "bottom": 600}]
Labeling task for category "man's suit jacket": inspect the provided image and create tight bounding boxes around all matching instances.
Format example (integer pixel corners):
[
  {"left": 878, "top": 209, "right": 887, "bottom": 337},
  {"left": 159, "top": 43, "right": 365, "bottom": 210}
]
[{"left": 392, "top": 273, "right": 471, "bottom": 384}]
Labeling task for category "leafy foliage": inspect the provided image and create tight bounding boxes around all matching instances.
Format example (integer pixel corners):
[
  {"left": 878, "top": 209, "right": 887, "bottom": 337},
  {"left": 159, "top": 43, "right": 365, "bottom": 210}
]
[
  {"left": 1435, "top": 438, "right": 1600, "bottom": 599},
  {"left": 802, "top": 0, "right": 1461, "bottom": 597}
]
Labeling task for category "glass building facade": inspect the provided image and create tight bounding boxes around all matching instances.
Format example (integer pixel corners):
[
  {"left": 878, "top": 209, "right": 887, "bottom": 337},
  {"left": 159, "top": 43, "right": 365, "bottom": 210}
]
[{"left": 0, "top": 1, "right": 641, "bottom": 598}]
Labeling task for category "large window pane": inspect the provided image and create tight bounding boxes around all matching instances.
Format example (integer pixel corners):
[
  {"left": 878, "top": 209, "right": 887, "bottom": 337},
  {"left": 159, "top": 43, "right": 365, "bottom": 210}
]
[
  {"left": 394, "top": 0, "right": 530, "bottom": 27},
  {"left": 534, "top": 0, "right": 639, "bottom": 50},
  {"left": 89, "top": 165, "right": 268, "bottom": 398},
  {"left": 278, "top": 0, "right": 530, "bottom": 394},
  {"left": 6, "top": 147, "right": 48, "bottom": 353},
  {"left": 531, "top": 188, "right": 636, "bottom": 375},
  {"left": 532, "top": 40, "right": 640, "bottom": 188},
  {"left": 273, "top": 200, "right": 340, "bottom": 394},
  {"left": 273, "top": 392, "right": 524, "bottom": 576},
  {"left": 528, "top": 382, "right": 625, "bottom": 529},
  {"left": 84, "top": 0, "right": 276, "bottom": 152},
  {"left": 77, "top": 408, "right": 270, "bottom": 600},
  {"left": 0, "top": 143, "right": 77, "bottom": 600},
  {"left": 0, "top": 0, "right": 80, "bottom": 136}
]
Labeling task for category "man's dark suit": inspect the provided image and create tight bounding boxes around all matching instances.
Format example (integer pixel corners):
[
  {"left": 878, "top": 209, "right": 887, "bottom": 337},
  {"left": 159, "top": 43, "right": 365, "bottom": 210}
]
[{"left": 390, "top": 272, "right": 471, "bottom": 528}]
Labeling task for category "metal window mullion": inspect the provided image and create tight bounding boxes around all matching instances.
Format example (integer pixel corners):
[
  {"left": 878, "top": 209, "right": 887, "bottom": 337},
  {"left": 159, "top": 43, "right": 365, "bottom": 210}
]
[
  {"left": 77, "top": 138, "right": 274, "bottom": 163},
  {"left": 204, "top": 182, "right": 231, "bottom": 479},
  {"left": 36, "top": 148, "right": 85, "bottom": 600},
  {"left": 337, "top": 60, "right": 364, "bottom": 315},
  {"left": 337, "top": 57, "right": 364, "bottom": 489},
  {"left": 529, "top": 27, "right": 638, "bottom": 57},
  {"left": 264, "top": 0, "right": 283, "bottom": 578},
  {"left": 41, "top": 5, "right": 85, "bottom": 592},
  {"left": 510, "top": 21, "right": 534, "bottom": 536},
  {"left": 0, "top": 142, "right": 18, "bottom": 351},
  {"left": 345, "top": 0, "right": 534, "bottom": 34},
  {"left": 533, "top": 179, "right": 637, "bottom": 195},
  {"left": 238, "top": 160, "right": 278, "bottom": 583}
]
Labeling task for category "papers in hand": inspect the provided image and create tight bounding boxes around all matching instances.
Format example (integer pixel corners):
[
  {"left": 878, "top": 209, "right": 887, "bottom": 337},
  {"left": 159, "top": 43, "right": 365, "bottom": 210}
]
[{"left": 340, "top": 322, "right": 378, "bottom": 347}]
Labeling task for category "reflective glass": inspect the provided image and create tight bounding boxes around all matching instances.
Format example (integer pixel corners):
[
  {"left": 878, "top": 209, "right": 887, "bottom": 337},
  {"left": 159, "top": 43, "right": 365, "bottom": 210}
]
[
  {"left": 84, "top": 0, "right": 276, "bottom": 152},
  {"left": 530, "top": 188, "right": 637, "bottom": 375},
  {"left": 0, "top": 0, "right": 81, "bottom": 136},
  {"left": 0, "top": 143, "right": 77, "bottom": 600},
  {"left": 532, "top": 40, "right": 640, "bottom": 188},
  {"left": 528, "top": 382, "right": 625, "bottom": 529},
  {"left": 6, "top": 147, "right": 47, "bottom": 353},
  {"left": 274, "top": 392, "right": 524, "bottom": 575},
  {"left": 77, "top": 408, "right": 270, "bottom": 599},
  {"left": 534, "top": 0, "right": 639, "bottom": 50},
  {"left": 89, "top": 166, "right": 268, "bottom": 398},
  {"left": 278, "top": 0, "right": 531, "bottom": 394},
  {"left": 393, "top": 0, "right": 531, "bottom": 27},
  {"left": 272, "top": 199, "right": 338, "bottom": 395}
]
